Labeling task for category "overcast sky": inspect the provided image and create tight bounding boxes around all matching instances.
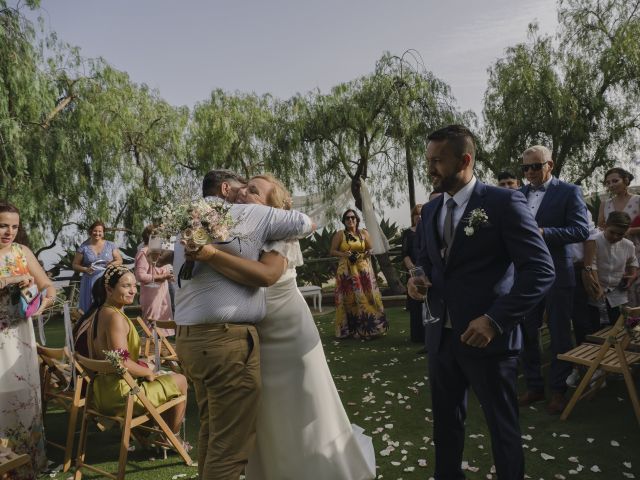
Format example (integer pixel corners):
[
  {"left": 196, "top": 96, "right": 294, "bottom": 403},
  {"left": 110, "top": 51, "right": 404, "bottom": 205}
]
[
  {"left": 32, "top": 0, "right": 558, "bottom": 114},
  {"left": 29, "top": 0, "right": 559, "bottom": 230}
]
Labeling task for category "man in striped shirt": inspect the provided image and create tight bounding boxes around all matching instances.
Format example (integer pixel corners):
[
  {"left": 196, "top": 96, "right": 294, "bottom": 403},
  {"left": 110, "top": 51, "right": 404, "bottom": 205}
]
[{"left": 173, "top": 170, "right": 314, "bottom": 480}]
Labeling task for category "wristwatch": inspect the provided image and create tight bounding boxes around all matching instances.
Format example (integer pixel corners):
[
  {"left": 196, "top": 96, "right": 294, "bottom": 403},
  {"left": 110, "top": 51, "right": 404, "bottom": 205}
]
[{"left": 584, "top": 266, "right": 593, "bottom": 272}]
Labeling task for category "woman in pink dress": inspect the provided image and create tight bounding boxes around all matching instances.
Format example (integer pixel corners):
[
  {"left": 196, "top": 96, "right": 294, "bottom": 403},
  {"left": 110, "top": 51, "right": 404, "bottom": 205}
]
[{"left": 134, "top": 225, "right": 174, "bottom": 336}]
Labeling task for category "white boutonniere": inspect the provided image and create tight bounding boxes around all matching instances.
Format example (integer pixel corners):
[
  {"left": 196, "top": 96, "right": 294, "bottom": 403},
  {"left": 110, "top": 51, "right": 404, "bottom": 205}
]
[{"left": 464, "top": 208, "right": 490, "bottom": 236}]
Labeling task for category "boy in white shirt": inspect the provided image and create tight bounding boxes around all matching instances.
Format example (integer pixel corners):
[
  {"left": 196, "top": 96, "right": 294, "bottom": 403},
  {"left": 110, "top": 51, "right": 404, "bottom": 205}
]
[{"left": 588, "top": 211, "right": 639, "bottom": 326}]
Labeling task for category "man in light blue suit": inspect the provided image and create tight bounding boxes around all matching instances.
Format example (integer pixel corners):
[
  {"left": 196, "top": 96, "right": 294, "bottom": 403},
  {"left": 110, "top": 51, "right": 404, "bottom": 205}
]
[
  {"left": 517, "top": 145, "right": 590, "bottom": 415},
  {"left": 408, "top": 125, "right": 555, "bottom": 479}
]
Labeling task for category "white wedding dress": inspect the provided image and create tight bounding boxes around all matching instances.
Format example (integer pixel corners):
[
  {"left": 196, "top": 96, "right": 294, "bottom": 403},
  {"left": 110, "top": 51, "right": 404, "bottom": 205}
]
[{"left": 245, "top": 240, "right": 376, "bottom": 480}]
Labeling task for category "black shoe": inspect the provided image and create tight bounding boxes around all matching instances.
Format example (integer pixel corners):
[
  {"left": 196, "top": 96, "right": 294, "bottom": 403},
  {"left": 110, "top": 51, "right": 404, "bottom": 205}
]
[
  {"left": 416, "top": 347, "right": 428, "bottom": 355},
  {"left": 518, "top": 390, "right": 545, "bottom": 407}
]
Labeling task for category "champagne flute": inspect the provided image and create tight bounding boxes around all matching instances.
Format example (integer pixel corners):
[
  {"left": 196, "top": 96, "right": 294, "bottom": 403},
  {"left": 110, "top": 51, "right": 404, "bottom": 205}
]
[
  {"left": 409, "top": 267, "right": 440, "bottom": 325},
  {"left": 147, "top": 234, "right": 163, "bottom": 289}
]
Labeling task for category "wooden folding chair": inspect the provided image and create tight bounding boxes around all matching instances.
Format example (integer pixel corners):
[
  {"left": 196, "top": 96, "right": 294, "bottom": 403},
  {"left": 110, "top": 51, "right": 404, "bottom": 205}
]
[
  {"left": 152, "top": 320, "right": 181, "bottom": 372},
  {"left": 558, "top": 307, "right": 640, "bottom": 425},
  {"left": 586, "top": 325, "right": 640, "bottom": 352},
  {"left": 73, "top": 353, "right": 192, "bottom": 480},
  {"left": 134, "top": 317, "right": 181, "bottom": 372},
  {"left": 0, "top": 446, "right": 30, "bottom": 478},
  {"left": 37, "top": 345, "right": 86, "bottom": 472}
]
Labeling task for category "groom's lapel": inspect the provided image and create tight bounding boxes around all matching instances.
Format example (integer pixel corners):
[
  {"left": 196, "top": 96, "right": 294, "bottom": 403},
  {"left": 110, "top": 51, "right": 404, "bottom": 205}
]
[{"left": 446, "top": 181, "right": 487, "bottom": 268}]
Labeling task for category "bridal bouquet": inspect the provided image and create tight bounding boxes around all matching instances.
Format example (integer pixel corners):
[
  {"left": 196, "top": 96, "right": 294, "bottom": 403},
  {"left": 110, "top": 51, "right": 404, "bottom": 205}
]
[{"left": 156, "top": 197, "right": 237, "bottom": 280}]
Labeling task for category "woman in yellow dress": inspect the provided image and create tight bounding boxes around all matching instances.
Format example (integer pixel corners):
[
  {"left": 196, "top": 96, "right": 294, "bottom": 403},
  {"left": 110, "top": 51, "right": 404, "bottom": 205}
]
[
  {"left": 330, "top": 209, "right": 388, "bottom": 339},
  {"left": 76, "top": 264, "right": 187, "bottom": 433}
]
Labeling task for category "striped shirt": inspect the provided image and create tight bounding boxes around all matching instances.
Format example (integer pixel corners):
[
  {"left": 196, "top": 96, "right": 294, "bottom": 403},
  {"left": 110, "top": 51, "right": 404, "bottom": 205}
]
[{"left": 173, "top": 201, "right": 312, "bottom": 325}]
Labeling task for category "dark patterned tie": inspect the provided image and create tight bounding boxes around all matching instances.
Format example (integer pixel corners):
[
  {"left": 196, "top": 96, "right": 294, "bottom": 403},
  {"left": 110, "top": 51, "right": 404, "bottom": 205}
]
[{"left": 443, "top": 197, "right": 457, "bottom": 259}]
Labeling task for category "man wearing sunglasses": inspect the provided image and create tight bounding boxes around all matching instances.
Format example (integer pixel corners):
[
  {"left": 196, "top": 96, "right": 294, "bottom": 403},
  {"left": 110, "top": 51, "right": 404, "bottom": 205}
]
[{"left": 518, "top": 146, "right": 590, "bottom": 415}]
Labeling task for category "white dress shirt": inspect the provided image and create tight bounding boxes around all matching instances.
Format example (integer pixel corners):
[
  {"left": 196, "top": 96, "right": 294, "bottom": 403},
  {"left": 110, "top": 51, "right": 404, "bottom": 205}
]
[
  {"left": 173, "top": 202, "right": 313, "bottom": 325},
  {"left": 526, "top": 176, "right": 554, "bottom": 217},
  {"left": 436, "top": 176, "right": 476, "bottom": 329},
  {"left": 591, "top": 232, "right": 639, "bottom": 307},
  {"left": 438, "top": 176, "right": 477, "bottom": 240},
  {"left": 568, "top": 210, "right": 600, "bottom": 263}
]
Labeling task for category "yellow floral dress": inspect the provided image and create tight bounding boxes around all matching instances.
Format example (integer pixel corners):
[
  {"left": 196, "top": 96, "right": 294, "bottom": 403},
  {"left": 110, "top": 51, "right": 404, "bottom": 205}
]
[
  {"left": 0, "top": 244, "right": 46, "bottom": 479},
  {"left": 334, "top": 231, "right": 388, "bottom": 338},
  {"left": 90, "top": 306, "right": 181, "bottom": 416}
]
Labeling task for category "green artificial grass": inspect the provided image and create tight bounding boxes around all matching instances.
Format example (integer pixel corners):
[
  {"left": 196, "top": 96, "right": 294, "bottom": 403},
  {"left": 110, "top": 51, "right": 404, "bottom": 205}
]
[{"left": 40, "top": 307, "right": 640, "bottom": 479}]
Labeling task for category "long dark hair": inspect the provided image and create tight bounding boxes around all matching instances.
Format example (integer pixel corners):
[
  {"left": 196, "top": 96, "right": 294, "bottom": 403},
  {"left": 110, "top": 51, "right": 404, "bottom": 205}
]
[
  {"left": 342, "top": 209, "right": 364, "bottom": 244},
  {"left": 341, "top": 209, "right": 361, "bottom": 229},
  {"left": 0, "top": 201, "right": 29, "bottom": 247},
  {"left": 76, "top": 264, "right": 131, "bottom": 326}
]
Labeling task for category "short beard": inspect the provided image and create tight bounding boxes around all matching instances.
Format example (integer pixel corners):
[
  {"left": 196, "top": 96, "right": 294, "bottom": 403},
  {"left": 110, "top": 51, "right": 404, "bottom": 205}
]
[{"left": 438, "top": 171, "right": 463, "bottom": 194}]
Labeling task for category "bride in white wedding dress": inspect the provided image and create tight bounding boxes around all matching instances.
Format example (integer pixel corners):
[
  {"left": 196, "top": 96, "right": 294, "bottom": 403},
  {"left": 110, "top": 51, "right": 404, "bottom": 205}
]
[{"left": 203, "top": 174, "right": 376, "bottom": 480}]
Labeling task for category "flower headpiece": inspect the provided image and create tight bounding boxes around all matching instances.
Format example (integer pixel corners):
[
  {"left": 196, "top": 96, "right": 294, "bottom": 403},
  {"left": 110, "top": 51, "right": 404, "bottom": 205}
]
[{"left": 103, "top": 264, "right": 131, "bottom": 285}]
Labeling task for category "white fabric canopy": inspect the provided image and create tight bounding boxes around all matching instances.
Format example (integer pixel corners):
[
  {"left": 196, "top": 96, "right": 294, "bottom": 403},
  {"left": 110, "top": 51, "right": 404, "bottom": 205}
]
[{"left": 292, "top": 179, "right": 390, "bottom": 254}]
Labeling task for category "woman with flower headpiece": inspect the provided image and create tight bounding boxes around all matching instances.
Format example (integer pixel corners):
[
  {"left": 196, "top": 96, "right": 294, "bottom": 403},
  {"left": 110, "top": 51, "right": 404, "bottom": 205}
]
[
  {"left": 73, "top": 264, "right": 187, "bottom": 435},
  {"left": 185, "top": 174, "right": 376, "bottom": 480},
  {"left": 72, "top": 220, "right": 123, "bottom": 313},
  {"left": 329, "top": 209, "right": 388, "bottom": 339},
  {"left": 0, "top": 202, "right": 56, "bottom": 479}
]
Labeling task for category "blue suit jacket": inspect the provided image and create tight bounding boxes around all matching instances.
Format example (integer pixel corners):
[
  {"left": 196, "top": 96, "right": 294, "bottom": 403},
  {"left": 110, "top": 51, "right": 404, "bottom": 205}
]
[
  {"left": 520, "top": 177, "right": 589, "bottom": 287},
  {"left": 417, "top": 181, "right": 555, "bottom": 357}
]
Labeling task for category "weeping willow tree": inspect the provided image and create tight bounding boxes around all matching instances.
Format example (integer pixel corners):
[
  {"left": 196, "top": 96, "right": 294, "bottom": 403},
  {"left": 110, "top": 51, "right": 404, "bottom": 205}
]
[
  {"left": 296, "top": 53, "right": 460, "bottom": 292},
  {"left": 1, "top": 1, "right": 189, "bottom": 251},
  {"left": 483, "top": 0, "right": 640, "bottom": 185}
]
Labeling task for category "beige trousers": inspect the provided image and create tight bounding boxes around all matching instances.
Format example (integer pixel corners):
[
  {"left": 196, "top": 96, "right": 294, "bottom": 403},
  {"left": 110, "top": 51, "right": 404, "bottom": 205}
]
[{"left": 176, "top": 323, "right": 261, "bottom": 480}]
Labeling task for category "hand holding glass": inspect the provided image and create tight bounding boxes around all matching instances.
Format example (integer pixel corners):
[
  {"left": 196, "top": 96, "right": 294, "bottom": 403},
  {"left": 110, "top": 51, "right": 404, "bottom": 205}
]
[{"left": 409, "top": 267, "right": 440, "bottom": 325}]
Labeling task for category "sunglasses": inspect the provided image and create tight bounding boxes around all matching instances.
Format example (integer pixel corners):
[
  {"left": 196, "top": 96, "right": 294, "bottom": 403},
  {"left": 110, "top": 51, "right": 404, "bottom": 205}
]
[
  {"left": 521, "top": 162, "right": 548, "bottom": 173},
  {"left": 345, "top": 216, "right": 357, "bottom": 220}
]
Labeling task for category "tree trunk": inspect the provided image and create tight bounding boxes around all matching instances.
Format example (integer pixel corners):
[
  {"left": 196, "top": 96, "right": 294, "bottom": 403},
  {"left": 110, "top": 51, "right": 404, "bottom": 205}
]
[
  {"left": 34, "top": 222, "right": 79, "bottom": 257},
  {"left": 351, "top": 163, "right": 365, "bottom": 211},
  {"left": 406, "top": 141, "right": 416, "bottom": 211},
  {"left": 375, "top": 252, "right": 405, "bottom": 294}
]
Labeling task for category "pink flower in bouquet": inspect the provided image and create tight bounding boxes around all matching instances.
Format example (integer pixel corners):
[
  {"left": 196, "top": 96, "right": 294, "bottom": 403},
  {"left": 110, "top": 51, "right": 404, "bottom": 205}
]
[{"left": 156, "top": 197, "right": 239, "bottom": 280}]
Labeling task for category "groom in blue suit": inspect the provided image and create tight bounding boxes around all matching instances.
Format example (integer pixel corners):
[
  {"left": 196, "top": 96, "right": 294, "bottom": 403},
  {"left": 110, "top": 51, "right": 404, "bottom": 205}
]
[{"left": 408, "top": 125, "right": 555, "bottom": 479}]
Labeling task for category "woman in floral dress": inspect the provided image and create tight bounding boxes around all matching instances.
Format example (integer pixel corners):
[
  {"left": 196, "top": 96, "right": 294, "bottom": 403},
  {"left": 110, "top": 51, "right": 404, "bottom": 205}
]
[
  {"left": 330, "top": 209, "right": 388, "bottom": 339},
  {"left": 0, "top": 202, "right": 56, "bottom": 479}
]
